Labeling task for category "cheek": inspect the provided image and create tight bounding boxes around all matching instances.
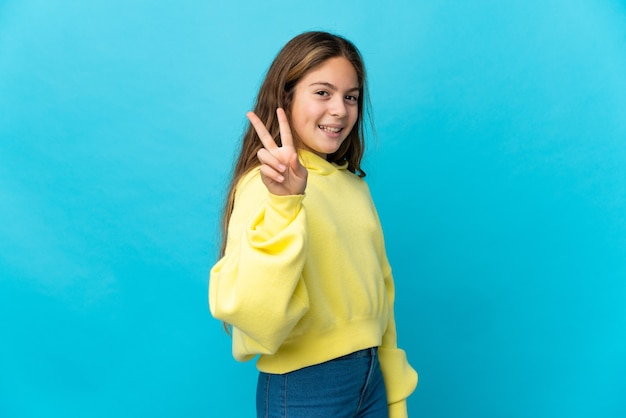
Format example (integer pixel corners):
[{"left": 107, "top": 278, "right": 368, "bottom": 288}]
[
  {"left": 289, "top": 113, "right": 309, "bottom": 142},
  {"left": 291, "top": 99, "right": 313, "bottom": 123},
  {"left": 348, "top": 111, "right": 359, "bottom": 130}
]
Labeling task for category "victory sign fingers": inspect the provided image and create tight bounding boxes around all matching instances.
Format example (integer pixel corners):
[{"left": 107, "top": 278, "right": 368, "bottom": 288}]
[{"left": 246, "top": 108, "right": 308, "bottom": 195}]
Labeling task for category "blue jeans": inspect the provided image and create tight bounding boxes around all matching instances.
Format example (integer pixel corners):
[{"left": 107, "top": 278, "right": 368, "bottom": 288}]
[{"left": 256, "top": 347, "right": 388, "bottom": 418}]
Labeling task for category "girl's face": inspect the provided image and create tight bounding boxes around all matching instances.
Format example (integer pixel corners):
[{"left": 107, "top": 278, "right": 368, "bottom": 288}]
[{"left": 289, "top": 57, "right": 359, "bottom": 159}]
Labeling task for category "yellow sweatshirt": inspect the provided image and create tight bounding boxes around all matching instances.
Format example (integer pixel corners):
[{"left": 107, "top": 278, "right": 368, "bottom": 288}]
[{"left": 209, "top": 150, "right": 418, "bottom": 417}]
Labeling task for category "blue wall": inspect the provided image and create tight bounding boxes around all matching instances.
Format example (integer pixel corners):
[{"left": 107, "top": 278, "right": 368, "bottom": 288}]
[{"left": 1, "top": 1, "right": 625, "bottom": 417}]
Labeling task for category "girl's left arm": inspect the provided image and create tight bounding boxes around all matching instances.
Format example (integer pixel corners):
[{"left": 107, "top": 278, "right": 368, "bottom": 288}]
[
  {"left": 379, "top": 266, "right": 419, "bottom": 418},
  {"left": 371, "top": 200, "right": 418, "bottom": 418}
]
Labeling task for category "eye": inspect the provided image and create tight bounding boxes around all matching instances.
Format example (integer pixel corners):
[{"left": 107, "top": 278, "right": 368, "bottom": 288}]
[
  {"left": 315, "top": 90, "right": 330, "bottom": 97},
  {"left": 345, "top": 95, "right": 359, "bottom": 102}
]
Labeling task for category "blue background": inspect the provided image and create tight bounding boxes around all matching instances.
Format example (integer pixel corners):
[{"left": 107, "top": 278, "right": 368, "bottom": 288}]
[{"left": 1, "top": 0, "right": 625, "bottom": 417}]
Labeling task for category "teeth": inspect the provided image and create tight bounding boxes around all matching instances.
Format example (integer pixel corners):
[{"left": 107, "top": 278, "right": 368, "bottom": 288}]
[{"left": 320, "top": 125, "right": 341, "bottom": 133}]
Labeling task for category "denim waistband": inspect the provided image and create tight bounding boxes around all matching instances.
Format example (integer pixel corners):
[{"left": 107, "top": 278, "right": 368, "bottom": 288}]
[{"left": 337, "top": 347, "right": 377, "bottom": 360}]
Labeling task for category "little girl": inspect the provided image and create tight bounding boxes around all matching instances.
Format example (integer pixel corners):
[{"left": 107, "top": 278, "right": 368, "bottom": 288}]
[{"left": 209, "top": 31, "right": 417, "bottom": 418}]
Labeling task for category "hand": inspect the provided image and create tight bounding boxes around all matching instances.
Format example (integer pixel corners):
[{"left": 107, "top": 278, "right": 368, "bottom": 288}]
[{"left": 247, "top": 108, "right": 308, "bottom": 196}]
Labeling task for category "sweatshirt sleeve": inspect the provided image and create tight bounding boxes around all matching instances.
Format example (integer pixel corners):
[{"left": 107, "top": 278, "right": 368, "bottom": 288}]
[
  {"left": 366, "top": 193, "right": 418, "bottom": 417},
  {"left": 209, "top": 170, "right": 310, "bottom": 360},
  {"left": 378, "top": 243, "right": 418, "bottom": 417}
]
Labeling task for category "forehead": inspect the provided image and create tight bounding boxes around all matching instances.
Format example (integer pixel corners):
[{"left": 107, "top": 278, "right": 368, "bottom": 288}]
[{"left": 299, "top": 57, "right": 359, "bottom": 88}]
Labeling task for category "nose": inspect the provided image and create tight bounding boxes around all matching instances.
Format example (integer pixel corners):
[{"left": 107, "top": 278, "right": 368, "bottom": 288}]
[{"left": 329, "top": 96, "right": 347, "bottom": 118}]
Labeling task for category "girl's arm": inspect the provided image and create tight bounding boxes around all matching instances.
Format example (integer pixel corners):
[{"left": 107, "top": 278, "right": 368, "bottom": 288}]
[
  {"left": 372, "top": 203, "right": 418, "bottom": 418},
  {"left": 379, "top": 267, "right": 419, "bottom": 418},
  {"left": 209, "top": 171, "right": 310, "bottom": 358}
]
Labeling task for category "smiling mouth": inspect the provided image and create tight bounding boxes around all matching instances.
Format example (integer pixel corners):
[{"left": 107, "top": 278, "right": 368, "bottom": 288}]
[{"left": 319, "top": 125, "right": 343, "bottom": 133}]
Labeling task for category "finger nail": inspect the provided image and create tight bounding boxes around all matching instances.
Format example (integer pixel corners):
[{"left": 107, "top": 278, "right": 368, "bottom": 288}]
[
  {"left": 278, "top": 164, "right": 286, "bottom": 172},
  {"left": 277, "top": 175, "right": 285, "bottom": 182}
]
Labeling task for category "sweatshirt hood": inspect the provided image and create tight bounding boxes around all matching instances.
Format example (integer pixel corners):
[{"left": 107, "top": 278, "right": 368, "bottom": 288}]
[{"left": 298, "top": 149, "right": 349, "bottom": 176}]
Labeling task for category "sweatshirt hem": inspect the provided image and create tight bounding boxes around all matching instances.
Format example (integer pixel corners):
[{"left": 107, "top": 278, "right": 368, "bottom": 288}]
[{"left": 256, "top": 317, "right": 385, "bottom": 374}]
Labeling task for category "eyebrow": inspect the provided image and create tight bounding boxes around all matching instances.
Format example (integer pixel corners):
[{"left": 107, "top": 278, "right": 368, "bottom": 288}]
[{"left": 309, "top": 81, "right": 360, "bottom": 93}]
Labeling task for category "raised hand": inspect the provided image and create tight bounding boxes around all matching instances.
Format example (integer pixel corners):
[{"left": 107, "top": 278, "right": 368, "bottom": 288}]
[{"left": 247, "top": 108, "right": 308, "bottom": 196}]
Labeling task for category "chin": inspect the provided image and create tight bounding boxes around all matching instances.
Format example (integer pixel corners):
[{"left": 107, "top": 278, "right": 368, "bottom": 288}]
[
  {"left": 303, "top": 138, "right": 346, "bottom": 158},
  {"left": 323, "top": 146, "right": 341, "bottom": 154},
  {"left": 321, "top": 141, "right": 345, "bottom": 155}
]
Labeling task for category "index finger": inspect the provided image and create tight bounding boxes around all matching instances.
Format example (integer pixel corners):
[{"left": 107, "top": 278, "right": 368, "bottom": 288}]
[
  {"left": 247, "top": 111, "right": 278, "bottom": 151},
  {"left": 276, "top": 108, "right": 295, "bottom": 148}
]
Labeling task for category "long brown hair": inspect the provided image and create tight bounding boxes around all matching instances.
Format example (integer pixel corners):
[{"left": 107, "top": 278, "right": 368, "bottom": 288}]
[{"left": 219, "top": 31, "right": 372, "bottom": 257}]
